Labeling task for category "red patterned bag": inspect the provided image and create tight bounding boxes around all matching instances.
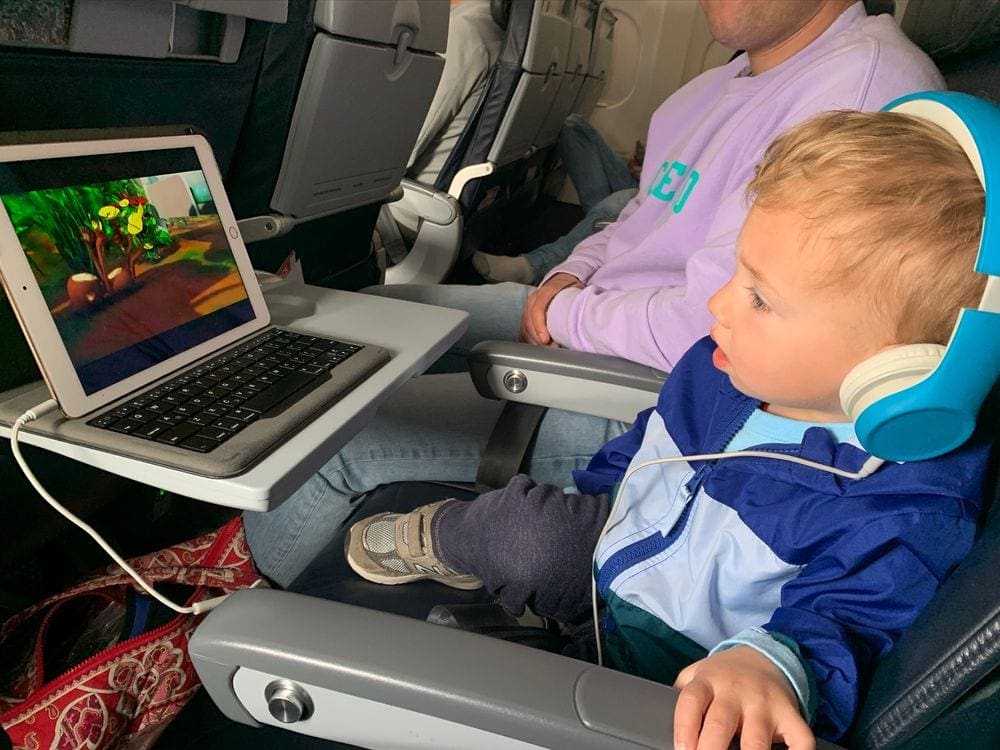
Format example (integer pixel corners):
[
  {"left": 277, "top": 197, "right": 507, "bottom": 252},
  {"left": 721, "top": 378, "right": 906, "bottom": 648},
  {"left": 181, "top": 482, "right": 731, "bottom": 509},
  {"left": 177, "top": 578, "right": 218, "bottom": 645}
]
[{"left": 0, "top": 516, "right": 262, "bottom": 750}]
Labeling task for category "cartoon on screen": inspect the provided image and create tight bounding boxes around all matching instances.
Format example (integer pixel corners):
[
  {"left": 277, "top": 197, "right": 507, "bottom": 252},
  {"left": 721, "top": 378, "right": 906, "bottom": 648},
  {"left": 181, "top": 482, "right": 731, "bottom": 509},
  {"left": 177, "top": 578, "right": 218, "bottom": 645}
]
[{"left": 1, "top": 170, "right": 248, "bottom": 370}]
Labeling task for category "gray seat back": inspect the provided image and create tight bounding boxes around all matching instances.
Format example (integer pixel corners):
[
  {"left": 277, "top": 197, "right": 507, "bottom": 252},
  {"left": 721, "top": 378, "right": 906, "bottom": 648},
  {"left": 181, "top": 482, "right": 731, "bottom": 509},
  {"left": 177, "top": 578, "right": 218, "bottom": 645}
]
[
  {"left": 571, "top": 1, "right": 617, "bottom": 118},
  {"left": 531, "top": 0, "right": 599, "bottom": 148},
  {"left": 487, "top": 0, "right": 573, "bottom": 166},
  {"left": 270, "top": 0, "right": 449, "bottom": 219},
  {"left": 0, "top": 1, "right": 449, "bottom": 290}
]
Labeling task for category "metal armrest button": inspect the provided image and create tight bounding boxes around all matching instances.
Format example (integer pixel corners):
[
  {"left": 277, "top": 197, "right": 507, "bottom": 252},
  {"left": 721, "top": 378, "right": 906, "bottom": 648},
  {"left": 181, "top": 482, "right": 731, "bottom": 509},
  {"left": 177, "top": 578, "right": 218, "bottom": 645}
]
[
  {"left": 503, "top": 369, "right": 528, "bottom": 394},
  {"left": 266, "top": 679, "right": 314, "bottom": 723}
]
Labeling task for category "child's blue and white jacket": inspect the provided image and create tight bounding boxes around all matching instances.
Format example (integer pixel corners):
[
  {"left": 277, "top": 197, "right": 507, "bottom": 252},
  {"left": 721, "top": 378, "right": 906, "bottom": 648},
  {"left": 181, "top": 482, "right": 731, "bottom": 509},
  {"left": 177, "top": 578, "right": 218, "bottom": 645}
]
[{"left": 574, "top": 337, "right": 989, "bottom": 740}]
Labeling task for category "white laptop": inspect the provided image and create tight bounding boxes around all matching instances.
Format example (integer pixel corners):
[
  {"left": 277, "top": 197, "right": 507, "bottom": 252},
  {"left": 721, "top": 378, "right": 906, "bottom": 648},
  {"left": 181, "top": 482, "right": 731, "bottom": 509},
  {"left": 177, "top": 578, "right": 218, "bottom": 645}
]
[{"left": 0, "top": 132, "right": 389, "bottom": 477}]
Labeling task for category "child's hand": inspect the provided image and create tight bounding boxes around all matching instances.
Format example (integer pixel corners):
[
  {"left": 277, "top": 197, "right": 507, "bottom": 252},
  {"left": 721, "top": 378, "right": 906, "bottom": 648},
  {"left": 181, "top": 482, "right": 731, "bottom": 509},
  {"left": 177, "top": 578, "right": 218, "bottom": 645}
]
[{"left": 672, "top": 646, "right": 815, "bottom": 750}]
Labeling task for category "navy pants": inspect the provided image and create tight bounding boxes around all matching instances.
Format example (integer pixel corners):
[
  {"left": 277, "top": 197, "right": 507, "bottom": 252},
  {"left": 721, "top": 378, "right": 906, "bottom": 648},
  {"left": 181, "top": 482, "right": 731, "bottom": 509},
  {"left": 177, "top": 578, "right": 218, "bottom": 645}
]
[{"left": 434, "top": 474, "right": 611, "bottom": 624}]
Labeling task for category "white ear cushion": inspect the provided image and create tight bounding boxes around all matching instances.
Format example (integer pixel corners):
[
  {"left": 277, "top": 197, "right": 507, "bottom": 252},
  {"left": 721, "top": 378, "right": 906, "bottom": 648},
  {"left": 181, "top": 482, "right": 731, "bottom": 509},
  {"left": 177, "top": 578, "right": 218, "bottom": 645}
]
[{"left": 840, "top": 344, "right": 946, "bottom": 421}]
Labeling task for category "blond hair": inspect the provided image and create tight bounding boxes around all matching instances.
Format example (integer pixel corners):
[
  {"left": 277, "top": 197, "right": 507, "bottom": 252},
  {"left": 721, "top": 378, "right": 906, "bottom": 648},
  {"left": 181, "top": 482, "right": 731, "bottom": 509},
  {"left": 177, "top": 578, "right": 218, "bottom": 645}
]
[{"left": 748, "top": 110, "right": 986, "bottom": 345}]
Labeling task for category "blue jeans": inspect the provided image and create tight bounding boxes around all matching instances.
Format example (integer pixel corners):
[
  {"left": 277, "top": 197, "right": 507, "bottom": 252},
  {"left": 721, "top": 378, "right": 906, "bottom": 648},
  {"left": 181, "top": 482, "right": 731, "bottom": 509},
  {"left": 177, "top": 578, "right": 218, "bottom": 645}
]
[
  {"left": 243, "top": 281, "right": 628, "bottom": 586},
  {"left": 523, "top": 188, "right": 636, "bottom": 284},
  {"left": 364, "top": 281, "right": 531, "bottom": 372},
  {"left": 558, "top": 114, "right": 638, "bottom": 213}
]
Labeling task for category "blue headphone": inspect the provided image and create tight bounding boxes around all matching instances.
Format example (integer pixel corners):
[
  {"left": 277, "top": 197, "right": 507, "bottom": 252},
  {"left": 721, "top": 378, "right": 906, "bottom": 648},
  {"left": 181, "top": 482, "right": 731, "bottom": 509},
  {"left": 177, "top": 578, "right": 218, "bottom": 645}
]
[{"left": 839, "top": 91, "right": 1000, "bottom": 462}]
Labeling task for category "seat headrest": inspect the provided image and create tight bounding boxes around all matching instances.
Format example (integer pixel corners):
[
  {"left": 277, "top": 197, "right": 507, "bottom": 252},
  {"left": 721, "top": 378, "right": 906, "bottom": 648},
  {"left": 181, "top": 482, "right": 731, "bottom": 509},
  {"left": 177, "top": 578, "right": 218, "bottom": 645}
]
[
  {"left": 491, "top": 0, "right": 513, "bottom": 30},
  {"left": 900, "top": 0, "right": 1000, "bottom": 62}
]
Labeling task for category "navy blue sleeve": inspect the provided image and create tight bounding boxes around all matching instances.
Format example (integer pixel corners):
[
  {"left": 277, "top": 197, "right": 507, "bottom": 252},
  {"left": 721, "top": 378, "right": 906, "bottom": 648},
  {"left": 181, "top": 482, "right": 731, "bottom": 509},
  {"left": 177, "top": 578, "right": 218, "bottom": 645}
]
[{"left": 764, "top": 507, "right": 977, "bottom": 740}]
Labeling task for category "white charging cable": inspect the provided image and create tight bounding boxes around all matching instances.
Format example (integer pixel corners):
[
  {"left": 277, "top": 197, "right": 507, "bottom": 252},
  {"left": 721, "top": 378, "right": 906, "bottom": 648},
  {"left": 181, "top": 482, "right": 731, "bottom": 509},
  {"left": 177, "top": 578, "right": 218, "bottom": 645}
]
[
  {"left": 10, "top": 399, "right": 250, "bottom": 615},
  {"left": 590, "top": 450, "right": 885, "bottom": 666}
]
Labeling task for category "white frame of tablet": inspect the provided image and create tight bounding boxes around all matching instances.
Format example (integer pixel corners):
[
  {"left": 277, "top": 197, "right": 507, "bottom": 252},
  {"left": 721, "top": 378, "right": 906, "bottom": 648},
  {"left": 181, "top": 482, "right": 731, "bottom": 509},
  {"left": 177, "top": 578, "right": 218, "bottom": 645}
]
[{"left": 0, "top": 134, "right": 270, "bottom": 418}]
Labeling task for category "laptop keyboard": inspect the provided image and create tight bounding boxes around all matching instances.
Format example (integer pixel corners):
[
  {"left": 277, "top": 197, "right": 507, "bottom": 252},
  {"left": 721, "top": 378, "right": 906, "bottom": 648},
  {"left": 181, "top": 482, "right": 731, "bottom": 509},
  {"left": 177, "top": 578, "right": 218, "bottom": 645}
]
[{"left": 86, "top": 329, "right": 362, "bottom": 453}]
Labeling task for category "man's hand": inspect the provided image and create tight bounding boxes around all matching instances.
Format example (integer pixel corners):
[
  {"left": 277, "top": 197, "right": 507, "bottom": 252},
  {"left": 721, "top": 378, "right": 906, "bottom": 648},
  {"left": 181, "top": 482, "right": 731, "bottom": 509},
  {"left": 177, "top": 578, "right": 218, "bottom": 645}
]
[
  {"left": 520, "top": 272, "right": 584, "bottom": 346},
  {"left": 673, "top": 646, "right": 815, "bottom": 750}
]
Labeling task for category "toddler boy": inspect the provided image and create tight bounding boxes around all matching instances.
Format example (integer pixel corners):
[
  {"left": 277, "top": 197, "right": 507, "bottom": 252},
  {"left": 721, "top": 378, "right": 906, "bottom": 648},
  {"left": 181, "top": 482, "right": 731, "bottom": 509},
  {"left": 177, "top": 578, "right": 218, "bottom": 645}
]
[{"left": 346, "top": 109, "right": 992, "bottom": 748}]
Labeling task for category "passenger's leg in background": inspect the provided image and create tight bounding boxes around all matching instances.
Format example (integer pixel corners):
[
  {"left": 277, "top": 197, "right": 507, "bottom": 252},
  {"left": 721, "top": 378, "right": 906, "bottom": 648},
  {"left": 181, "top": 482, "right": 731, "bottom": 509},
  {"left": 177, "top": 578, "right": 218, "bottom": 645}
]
[
  {"left": 558, "top": 114, "right": 638, "bottom": 213},
  {"left": 474, "top": 188, "right": 638, "bottom": 285},
  {"left": 361, "top": 281, "right": 531, "bottom": 373},
  {"left": 243, "top": 372, "right": 626, "bottom": 587},
  {"left": 523, "top": 188, "right": 637, "bottom": 282},
  {"left": 435, "top": 474, "right": 612, "bottom": 623}
]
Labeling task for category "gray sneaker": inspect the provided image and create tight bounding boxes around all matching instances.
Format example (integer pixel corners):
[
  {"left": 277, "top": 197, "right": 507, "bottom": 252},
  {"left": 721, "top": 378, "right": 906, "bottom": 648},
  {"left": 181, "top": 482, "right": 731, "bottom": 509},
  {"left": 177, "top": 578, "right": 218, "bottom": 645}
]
[{"left": 345, "top": 500, "right": 483, "bottom": 590}]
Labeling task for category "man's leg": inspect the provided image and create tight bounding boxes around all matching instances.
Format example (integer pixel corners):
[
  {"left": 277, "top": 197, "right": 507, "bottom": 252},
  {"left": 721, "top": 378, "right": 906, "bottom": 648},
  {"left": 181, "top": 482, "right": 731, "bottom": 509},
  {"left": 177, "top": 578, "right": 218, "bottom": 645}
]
[
  {"left": 361, "top": 281, "right": 532, "bottom": 372},
  {"left": 243, "top": 372, "right": 627, "bottom": 586},
  {"left": 558, "top": 114, "right": 638, "bottom": 212},
  {"left": 521, "top": 188, "right": 638, "bottom": 283},
  {"left": 473, "top": 188, "right": 639, "bottom": 285}
]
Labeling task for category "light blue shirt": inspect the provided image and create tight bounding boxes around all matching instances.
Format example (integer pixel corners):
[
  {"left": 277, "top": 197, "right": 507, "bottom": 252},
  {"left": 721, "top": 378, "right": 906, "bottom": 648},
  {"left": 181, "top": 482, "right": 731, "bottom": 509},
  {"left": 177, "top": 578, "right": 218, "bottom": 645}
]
[{"left": 725, "top": 408, "right": 857, "bottom": 452}]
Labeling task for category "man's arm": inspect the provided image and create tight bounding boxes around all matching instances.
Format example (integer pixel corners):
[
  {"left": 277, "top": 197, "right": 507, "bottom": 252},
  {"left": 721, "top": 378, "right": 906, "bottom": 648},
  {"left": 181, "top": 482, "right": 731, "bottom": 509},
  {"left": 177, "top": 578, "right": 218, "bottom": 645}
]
[
  {"left": 541, "top": 189, "right": 645, "bottom": 286},
  {"left": 534, "top": 183, "right": 743, "bottom": 370},
  {"left": 520, "top": 192, "right": 645, "bottom": 346},
  {"left": 548, "top": 230, "right": 736, "bottom": 370}
]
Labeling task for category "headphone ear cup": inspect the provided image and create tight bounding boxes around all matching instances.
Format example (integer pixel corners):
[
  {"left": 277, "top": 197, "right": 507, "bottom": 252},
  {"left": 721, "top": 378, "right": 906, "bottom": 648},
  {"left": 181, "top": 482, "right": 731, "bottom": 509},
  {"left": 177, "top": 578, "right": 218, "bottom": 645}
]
[{"left": 840, "top": 344, "right": 946, "bottom": 422}]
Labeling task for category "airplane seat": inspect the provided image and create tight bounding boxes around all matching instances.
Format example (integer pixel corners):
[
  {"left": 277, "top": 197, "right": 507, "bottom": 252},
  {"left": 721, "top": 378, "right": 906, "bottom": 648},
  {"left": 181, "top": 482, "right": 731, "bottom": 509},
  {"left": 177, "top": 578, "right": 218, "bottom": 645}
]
[
  {"left": 846, "top": 385, "right": 1000, "bottom": 748},
  {"left": 897, "top": 0, "right": 1000, "bottom": 94},
  {"left": 385, "top": 0, "right": 617, "bottom": 286},
  {"left": 570, "top": 1, "right": 617, "bottom": 119},
  {"left": 460, "top": 0, "right": 614, "bottom": 268},
  {"left": 382, "top": 0, "right": 536, "bottom": 285},
  {"left": 0, "top": 0, "right": 450, "bottom": 292},
  {"left": 440, "top": 0, "right": 567, "bottom": 189},
  {"left": 226, "top": 0, "right": 450, "bottom": 289},
  {"left": 0, "top": 1, "right": 283, "bottom": 158},
  {"left": 182, "top": 400, "right": 1000, "bottom": 749},
  {"left": 531, "top": 0, "right": 598, "bottom": 150}
]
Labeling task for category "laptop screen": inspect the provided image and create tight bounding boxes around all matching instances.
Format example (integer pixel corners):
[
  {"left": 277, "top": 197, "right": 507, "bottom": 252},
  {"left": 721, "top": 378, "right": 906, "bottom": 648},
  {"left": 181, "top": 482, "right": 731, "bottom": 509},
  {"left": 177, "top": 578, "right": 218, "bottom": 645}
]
[{"left": 0, "top": 147, "right": 254, "bottom": 395}]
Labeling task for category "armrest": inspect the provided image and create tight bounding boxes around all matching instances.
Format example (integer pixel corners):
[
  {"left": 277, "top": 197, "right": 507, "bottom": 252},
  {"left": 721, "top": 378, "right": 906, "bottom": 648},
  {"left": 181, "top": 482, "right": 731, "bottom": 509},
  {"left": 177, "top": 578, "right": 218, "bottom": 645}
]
[
  {"left": 383, "top": 179, "right": 463, "bottom": 285},
  {"left": 190, "top": 588, "right": 678, "bottom": 748},
  {"left": 468, "top": 341, "right": 666, "bottom": 423},
  {"left": 191, "top": 589, "right": 846, "bottom": 749}
]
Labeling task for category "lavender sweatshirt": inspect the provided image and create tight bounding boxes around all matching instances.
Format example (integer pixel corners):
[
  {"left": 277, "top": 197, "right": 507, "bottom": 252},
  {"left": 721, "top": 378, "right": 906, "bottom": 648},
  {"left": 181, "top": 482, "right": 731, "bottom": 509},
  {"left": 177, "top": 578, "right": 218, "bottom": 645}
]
[{"left": 543, "top": 2, "right": 943, "bottom": 370}]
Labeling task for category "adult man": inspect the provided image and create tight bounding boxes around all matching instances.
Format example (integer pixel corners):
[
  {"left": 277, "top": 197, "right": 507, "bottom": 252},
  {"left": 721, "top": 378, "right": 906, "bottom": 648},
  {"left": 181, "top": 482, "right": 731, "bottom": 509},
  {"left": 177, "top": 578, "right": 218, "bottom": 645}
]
[{"left": 246, "top": 0, "right": 944, "bottom": 587}]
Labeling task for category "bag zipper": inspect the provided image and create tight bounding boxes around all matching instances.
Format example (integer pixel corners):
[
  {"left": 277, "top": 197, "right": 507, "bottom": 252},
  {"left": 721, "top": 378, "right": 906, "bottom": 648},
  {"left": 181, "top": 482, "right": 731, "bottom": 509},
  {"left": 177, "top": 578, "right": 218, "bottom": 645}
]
[{"left": 1, "top": 520, "right": 258, "bottom": 718}]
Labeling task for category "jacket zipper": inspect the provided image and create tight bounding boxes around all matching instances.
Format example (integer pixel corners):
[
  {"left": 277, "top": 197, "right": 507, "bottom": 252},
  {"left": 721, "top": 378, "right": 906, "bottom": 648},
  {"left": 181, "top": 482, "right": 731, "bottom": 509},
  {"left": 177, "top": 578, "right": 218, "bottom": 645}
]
[
  {"left": 597, "top": 500, "right": 695, "bottom": 596},
  {"left": 595, "top": 397, "right": 757, "bottom": 597}
]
